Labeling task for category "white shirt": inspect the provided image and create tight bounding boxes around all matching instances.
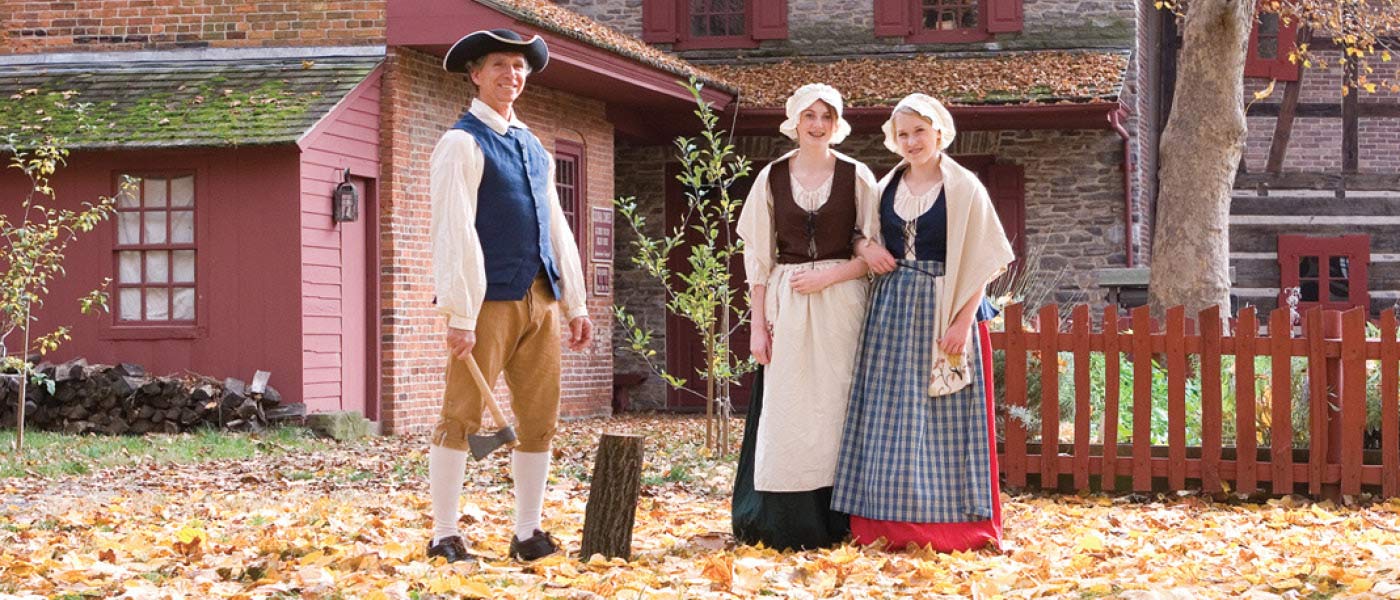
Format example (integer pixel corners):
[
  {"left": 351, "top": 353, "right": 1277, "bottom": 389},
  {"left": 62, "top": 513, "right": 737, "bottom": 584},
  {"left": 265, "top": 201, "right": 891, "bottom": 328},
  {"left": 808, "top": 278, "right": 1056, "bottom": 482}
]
[{"left": 430, "top": 98, "right": 588, "bottom": 330}]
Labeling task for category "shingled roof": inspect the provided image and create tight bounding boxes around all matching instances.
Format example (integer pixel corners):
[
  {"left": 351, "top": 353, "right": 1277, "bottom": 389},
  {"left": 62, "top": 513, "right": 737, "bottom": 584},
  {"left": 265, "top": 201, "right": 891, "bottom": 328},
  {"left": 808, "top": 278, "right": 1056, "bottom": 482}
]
[
  {"left": 0, "top": 55, "right": 382, "bottom": 149},
  {"left": 478, "top": 0, "right": 735, "bottom": 93},
  {"left": 707, "top": 50, "right": 1130, "bottom": 108}
]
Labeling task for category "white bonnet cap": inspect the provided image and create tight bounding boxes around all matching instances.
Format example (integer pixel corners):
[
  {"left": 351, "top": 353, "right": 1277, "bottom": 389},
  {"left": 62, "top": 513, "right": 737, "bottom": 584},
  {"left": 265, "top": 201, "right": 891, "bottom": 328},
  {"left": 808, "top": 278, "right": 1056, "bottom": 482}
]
[
  {"left": 881, "top": 93, "right": 955, "bottom": 154},
  {"left": 779, "top": 83, "right": 852, "bottom": 145}
]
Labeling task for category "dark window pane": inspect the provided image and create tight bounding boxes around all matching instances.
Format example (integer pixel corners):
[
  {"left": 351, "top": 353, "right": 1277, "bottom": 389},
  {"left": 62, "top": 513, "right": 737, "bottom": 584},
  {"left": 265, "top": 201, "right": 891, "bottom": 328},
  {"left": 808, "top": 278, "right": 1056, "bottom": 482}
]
[
  {"left": 691, "top": 15, "right": 707, "bottom": 36},
  {"left": 1299, "top": 256, "right": 1319, "bottom": 278},
  {"left": 1258, "top": 13, "right": 1279, "bottom": 59},
  {"left": 1300, "top": 280, "right": 1319, "bottom": 302},
  {"left": 1329, "top": 256, "right": 1349, "bottom": 279},
  {"left": 961, "top": 8, "right": 978, "bottom": 28},
  {"left": 728, "top": 14, "right": 745, "bottom": 35},
  {"left": 1329, "top": 279, "right": 1350, "bottom": 302}
]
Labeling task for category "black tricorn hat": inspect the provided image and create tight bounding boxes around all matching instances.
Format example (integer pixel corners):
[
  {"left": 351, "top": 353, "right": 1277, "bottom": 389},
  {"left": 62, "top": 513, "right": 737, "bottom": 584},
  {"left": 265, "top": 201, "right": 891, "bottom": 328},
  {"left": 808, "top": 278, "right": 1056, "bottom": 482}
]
[{"left": 442, "top": 29, "right": 549, "bottom": 74}]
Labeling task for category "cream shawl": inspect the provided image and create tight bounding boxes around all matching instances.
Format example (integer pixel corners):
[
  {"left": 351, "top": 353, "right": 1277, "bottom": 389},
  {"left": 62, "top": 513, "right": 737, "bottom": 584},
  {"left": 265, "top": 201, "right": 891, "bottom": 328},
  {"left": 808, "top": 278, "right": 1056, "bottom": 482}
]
[{"left": 875, "top": 155, "right": 1015, "bottom": 389}]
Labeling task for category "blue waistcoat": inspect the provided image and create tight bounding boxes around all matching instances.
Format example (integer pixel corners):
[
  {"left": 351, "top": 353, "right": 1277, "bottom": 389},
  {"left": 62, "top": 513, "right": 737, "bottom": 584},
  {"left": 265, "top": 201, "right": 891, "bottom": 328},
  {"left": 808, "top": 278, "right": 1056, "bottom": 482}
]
[
  {"left": 452, "top": 112, "right": 561, "bottom": 301},
  {"left": 879, "top": 167, "right": 947, "bottom": 262},
  {"left": 879, "top": 166, "right": 999, "bottom": 322}
]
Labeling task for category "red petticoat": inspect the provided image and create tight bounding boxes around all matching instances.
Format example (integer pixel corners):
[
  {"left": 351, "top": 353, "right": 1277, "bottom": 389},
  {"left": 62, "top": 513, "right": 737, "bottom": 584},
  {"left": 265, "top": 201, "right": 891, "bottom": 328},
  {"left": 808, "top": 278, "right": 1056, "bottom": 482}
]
[{"left": 850, "top": 321, "right": 1002, "bottom": 552}]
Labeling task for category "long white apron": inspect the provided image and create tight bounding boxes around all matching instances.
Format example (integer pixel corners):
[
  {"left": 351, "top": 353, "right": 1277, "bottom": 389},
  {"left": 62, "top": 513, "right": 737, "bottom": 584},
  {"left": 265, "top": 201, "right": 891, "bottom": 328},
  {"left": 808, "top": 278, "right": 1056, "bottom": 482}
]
[{"left": 754, "top": 259, "right": 869, "bottom": 492}]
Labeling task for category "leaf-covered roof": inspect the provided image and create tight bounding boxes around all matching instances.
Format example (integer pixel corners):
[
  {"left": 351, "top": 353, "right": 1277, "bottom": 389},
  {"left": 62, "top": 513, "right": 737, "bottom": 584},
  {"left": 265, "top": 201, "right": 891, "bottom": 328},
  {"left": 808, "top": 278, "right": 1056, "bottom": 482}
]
[
  {"left": 0, "top": 56, "right": 382, "bottom": 149},
  {"left": 706, "top": 50, "right": 1130, "bottom": 108}
]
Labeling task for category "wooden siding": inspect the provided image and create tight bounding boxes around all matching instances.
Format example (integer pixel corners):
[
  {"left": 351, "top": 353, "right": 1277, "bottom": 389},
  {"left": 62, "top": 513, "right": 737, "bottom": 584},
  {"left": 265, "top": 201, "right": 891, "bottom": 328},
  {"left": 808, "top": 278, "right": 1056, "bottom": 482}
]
[
  {"left": 0, "top": 147, "right": 304, "bottom": 399},
  {"left": 298, "top": 68, "right": 383, "bottom": 416},
  {"left": 1230, "top": 189, "right": 1400, "bottom": 315}
]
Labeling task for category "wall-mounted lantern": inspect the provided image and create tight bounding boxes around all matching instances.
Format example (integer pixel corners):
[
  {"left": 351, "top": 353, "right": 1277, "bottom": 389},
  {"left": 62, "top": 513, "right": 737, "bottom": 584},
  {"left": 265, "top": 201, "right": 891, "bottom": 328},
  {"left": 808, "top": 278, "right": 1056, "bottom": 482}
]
[{"left": 332, "top": 168, "right": 359, "bottom": 223}]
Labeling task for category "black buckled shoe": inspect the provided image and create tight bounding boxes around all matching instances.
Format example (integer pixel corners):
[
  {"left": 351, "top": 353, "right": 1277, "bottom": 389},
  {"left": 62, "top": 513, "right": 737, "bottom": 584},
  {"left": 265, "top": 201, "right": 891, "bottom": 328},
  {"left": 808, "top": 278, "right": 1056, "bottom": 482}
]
[
  {"left": 508, "top": 529, "right": 560, "bottom": 561},
  {"left": 427, "top": 535, "right": 476, "bottom": 564}
]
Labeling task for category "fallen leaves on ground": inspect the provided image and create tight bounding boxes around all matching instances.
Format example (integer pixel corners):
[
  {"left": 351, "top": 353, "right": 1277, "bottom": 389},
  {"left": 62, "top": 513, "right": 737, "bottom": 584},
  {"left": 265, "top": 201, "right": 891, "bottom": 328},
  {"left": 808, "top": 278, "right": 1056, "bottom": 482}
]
[{"left": 2, "top": 414, "right": 1400, "bottom": 598}]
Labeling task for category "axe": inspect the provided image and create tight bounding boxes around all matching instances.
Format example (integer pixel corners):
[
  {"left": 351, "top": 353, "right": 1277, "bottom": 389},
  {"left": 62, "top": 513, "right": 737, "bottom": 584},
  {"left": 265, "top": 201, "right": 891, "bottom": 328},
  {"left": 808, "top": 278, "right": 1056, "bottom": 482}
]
[{"left": 463, "top": 355, "right": 518, "bottom": 460}]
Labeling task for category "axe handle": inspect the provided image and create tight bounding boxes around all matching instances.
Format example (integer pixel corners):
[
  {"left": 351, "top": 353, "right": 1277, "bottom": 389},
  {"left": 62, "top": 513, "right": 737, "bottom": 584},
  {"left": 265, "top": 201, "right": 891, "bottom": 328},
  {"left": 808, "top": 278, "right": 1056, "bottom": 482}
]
[{"left": 463, "top": 355, "right": 510, "bottom": 429}]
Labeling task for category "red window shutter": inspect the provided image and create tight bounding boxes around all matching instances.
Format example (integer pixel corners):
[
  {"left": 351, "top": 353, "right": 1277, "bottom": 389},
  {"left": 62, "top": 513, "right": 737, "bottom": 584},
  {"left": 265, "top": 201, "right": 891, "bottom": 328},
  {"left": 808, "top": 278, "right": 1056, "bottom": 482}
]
[
  {"left": 987, "top": 162, "right": 1026, "bottom": 261},
  {"left": 642, "top": 0, "right": 679, "bottom": 43},
  {"left": 1271, "top": 18, "right": 1300, "bottom": 81},
  {"left": 1245, "top": 10, "right": 1300, "bottom": 81},
  {"left": 874, "top": 0, "right": 912, "bottom": 37},
  {"left": 752, "top": 1, "right": 788, "bottom": 40},
  {"left": 1277, "top": 234, "right": 1370, "bottom": 312},
  {"left": 987, "top": 0, "right": 1024, "bottom": 34}
]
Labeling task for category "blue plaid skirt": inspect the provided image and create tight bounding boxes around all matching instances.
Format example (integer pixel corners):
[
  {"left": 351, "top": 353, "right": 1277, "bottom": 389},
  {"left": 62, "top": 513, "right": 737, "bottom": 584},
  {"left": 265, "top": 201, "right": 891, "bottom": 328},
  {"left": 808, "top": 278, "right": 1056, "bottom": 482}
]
[{"left": 830, "top": 259, "right": 994, "bottom": 523}]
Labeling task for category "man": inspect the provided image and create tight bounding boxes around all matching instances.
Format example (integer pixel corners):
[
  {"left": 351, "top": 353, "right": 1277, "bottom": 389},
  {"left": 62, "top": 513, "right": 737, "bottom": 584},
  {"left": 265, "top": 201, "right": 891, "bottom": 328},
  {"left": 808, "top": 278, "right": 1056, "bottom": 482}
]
[{"left": 427, "top": 28, "right": 593, "bottom": 563}]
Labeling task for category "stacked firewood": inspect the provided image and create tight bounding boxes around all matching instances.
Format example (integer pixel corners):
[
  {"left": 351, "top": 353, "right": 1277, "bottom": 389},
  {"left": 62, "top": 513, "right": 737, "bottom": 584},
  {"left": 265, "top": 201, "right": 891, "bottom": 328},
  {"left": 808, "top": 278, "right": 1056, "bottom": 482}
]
[{"left": 0, "top": 359, "right": 306, "bottom": 435}]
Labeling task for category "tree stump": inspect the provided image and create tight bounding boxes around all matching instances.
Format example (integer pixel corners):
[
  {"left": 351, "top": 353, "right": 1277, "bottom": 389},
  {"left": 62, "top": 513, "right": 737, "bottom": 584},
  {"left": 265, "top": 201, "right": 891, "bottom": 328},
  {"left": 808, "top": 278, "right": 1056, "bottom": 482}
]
[{"left": 579, "top": 433, "right": 644, "bottom": 561}]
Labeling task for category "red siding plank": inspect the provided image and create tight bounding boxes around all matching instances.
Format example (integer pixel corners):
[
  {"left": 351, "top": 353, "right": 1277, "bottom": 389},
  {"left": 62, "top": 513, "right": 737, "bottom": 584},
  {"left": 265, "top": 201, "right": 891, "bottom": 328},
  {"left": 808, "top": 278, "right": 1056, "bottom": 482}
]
[{"left": 303, "top": 350, "right": 341, "bottom": 369}]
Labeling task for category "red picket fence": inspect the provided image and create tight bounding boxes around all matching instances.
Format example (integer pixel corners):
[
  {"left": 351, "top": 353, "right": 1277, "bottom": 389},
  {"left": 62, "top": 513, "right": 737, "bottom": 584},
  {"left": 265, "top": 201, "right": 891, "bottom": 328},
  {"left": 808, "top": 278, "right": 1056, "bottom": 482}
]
[{"left": 991, "top": 303, "right": 1400, "bottom": 498}]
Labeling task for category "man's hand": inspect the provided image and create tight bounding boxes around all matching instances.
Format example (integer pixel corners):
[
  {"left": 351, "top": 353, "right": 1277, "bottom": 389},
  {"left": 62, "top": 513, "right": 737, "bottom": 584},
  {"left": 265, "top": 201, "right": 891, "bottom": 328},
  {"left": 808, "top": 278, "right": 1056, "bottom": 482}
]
[
  {"left": 856, "top": 239, "right": 897, "bottom": 274},
  {"left": 446, "top": 327, "right": 476, "bottom": 361},
  {"left": 568, "top": 316, "right": 594, "bottom": 352}
]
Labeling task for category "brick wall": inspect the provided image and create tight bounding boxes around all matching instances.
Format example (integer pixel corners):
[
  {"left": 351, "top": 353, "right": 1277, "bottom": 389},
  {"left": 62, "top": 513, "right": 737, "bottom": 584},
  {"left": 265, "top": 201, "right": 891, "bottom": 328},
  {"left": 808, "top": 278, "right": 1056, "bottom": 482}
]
[
  {"left": 1242, "top": 51, "right": 1400, "bottom": 174},
  {"left": 2, "top": 0, "right": 384, "bottom": 53},
  {"left": 557, "top": 0, "right": 1135, "bottom": 59},
  {"left": 614, "top": 127, "right": 1126, "bottom": 407},
  {"left": 380, "top": 47, "right": 614, "bottom": 435}
]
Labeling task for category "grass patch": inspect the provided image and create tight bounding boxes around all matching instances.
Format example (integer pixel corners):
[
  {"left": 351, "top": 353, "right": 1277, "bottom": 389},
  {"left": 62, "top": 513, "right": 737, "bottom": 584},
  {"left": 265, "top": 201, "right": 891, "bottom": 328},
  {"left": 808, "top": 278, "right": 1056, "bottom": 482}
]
[{"left": 0, "top": 426, "right": 337, "bottom": 478}]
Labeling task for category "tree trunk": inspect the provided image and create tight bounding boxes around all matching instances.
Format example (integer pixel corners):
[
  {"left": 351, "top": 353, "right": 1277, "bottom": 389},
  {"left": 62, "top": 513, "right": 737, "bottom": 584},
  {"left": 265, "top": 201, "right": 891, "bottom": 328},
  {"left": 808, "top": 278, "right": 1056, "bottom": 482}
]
[
  {"left": 579, "top": 433, "right": 644, "bottom": 560},
  {"left": 1148, "top": 0, "right": 1256, "bottom": 316}
]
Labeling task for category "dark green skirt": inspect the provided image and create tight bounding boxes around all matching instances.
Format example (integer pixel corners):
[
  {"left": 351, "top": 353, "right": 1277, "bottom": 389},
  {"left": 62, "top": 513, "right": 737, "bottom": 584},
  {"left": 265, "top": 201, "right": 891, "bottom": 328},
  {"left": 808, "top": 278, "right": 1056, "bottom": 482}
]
[{"left": 731, "top": 368, "right": 850, "bottom": 551}]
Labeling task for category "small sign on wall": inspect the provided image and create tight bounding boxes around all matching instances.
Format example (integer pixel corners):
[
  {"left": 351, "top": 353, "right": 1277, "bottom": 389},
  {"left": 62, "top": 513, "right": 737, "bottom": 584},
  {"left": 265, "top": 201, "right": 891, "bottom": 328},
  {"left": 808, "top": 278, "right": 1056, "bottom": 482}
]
[
  {"left": 593, "top": 264, "right": 612, "bottom": 297},
  {"left": 590, "top": 206, "right": 613, "bottom": 264}
]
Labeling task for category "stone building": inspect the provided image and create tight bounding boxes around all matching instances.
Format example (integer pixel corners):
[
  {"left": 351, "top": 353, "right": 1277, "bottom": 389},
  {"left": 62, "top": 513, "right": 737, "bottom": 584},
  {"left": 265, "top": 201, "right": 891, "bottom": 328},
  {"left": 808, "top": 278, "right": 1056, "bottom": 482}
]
[{"left": 558, "top": 0, "right": 1139, "bottom": 408}]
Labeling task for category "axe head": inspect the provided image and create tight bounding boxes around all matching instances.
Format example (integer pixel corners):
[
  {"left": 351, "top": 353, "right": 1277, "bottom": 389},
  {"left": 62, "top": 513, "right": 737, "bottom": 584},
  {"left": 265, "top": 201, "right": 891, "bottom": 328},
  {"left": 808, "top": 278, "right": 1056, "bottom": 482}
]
[{"left": 467, "top": 426, "right": 517, "bottom": 460}]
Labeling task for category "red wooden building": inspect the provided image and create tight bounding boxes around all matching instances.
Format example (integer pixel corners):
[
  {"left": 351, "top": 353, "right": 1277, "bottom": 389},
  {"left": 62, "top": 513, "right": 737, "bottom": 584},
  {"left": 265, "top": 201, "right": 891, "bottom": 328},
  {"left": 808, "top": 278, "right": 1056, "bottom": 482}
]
[{"left": 0, "top": 0, "right": 736, "bottom": 432}]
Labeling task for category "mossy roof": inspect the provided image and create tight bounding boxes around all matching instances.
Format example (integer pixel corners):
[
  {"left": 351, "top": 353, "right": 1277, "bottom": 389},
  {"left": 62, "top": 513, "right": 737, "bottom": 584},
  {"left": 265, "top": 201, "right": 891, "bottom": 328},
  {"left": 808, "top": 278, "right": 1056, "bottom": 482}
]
[
  {"left": 0, "top": 56, "right": 382, "bottom": 149},
  {"left": 706, "top": 50, "right": 1130, "bottom": 108}
]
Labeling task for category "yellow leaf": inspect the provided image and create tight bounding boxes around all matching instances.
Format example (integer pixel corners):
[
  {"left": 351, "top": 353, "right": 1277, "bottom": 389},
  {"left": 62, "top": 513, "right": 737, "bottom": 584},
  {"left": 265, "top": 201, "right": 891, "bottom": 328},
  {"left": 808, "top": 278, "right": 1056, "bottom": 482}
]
[
  {"left": 1383, "top": 51, "right": 1392, "bottom": 62},
  {"left": 175, "top": 525, "right": 205, "bottom": 545},
  {"left": 1365, "top": 83, "right": 1378, "bottom": 94},
  {"left": 1076, "top": 531, "right": 1106, "bottom": 552},
  {"left": 700, "top": 554, "right": 733, "bottom": 589},
  {"left": 1254, "top": 80, "right": 1277, "bottom": 101},
  {"left": 458, "top": 579, "right": 495, "bottom": 598}
]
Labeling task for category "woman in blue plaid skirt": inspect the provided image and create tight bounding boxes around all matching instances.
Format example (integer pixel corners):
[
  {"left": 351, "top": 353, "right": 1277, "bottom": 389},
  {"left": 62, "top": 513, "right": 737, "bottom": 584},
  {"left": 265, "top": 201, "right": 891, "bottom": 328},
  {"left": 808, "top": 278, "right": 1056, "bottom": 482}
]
[
  {"left": 731, "top": 84, "right": 881, "bottom": 551},
  {"left": 833, "top": 94, "right": 1015, "bottom": 552}
]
